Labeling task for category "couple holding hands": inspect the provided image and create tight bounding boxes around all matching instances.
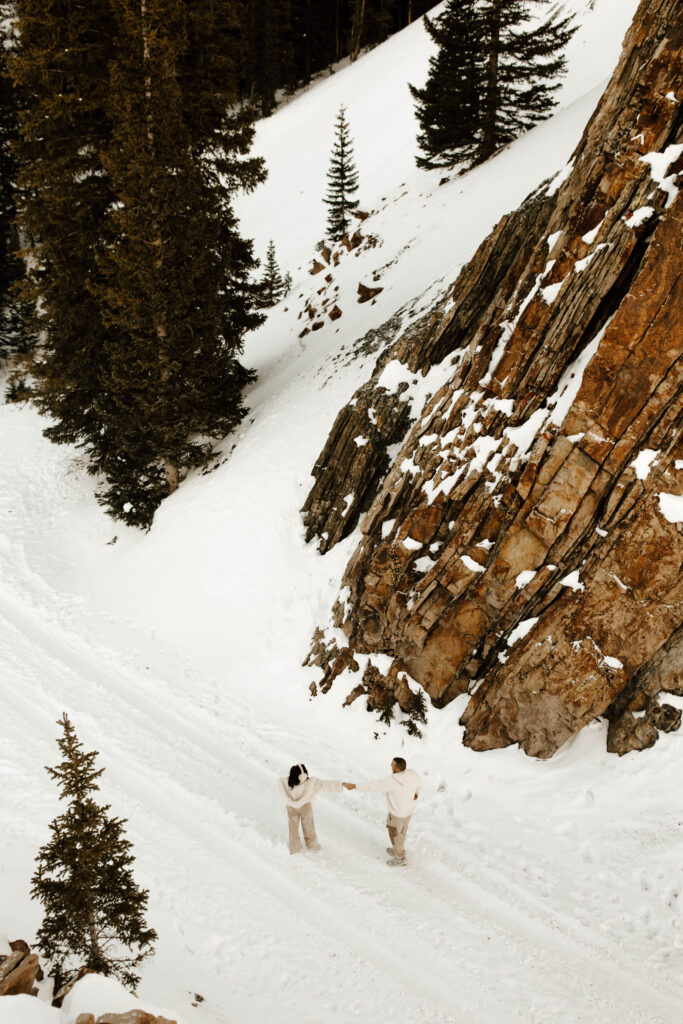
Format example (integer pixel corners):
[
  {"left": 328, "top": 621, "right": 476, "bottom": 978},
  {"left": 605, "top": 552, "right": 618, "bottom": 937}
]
[{"left": 278, "top": 757, "right": 421, "bottom": 866}]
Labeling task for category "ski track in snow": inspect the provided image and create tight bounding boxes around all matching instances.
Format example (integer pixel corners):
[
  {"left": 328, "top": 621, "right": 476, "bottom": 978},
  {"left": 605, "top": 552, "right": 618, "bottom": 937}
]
[
  {"left": 2, "top": 555, "right": 683, "bottom": 1024},
  {"left": 4, "top": 1, "right": 682, "bottom": 1021}
]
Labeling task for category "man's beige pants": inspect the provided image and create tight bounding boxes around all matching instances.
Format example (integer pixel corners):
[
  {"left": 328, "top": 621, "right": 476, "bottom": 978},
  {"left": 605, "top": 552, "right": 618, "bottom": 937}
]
[
  {"left": 287, "top": 802, "right": 319, "bottom": 852},
  {"left": 387, "top": 812, "right": 412, "bottom": 861}
]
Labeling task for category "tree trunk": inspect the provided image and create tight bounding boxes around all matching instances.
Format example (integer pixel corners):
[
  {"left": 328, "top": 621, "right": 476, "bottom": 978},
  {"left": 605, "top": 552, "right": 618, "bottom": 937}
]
[
  {"left": 87, "top": 910, "right": 102, "bottom": 963},
  {"left": 351, "top": 0, "right": 366, "bottom": 61},
  {"left": 140, "top": 0, "right": 178, "bottom": 495},
  {"left": 481, "top": 0, "right": 501, "bottom": 162}
]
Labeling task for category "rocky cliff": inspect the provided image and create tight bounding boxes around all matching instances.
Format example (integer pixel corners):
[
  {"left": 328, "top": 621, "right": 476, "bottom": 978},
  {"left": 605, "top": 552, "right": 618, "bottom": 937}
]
[{"left": 303, "top": 0, "right": 683, "bottom": 758}]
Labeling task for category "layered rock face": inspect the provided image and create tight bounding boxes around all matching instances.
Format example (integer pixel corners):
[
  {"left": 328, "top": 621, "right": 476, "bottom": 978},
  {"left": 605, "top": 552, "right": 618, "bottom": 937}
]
[{"left": 304, "top": 0, "right": 683, "bottom": 758}]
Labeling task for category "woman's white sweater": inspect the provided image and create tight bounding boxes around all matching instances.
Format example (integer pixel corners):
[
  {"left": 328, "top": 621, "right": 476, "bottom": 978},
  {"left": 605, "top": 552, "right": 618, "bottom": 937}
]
[{"left": 278, "top": 776, "right": 343, "bottom": 809}]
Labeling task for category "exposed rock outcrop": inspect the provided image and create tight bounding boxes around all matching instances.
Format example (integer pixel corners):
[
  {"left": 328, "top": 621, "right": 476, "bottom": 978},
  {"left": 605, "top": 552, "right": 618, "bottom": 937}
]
[
  {"left": 0, "top": 940, "right": 41, "bottom": 996},
  {"left": 304, "top": 0, "right": 683, "bottom": 757}
]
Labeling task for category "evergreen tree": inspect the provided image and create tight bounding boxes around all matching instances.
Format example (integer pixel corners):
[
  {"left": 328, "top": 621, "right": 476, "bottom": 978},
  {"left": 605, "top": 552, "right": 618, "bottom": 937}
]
[
  {"left": 258, "top": 240, "right": 285, "bottom": 307},
  {"left": 411, "top": 0, "right": 575, "bottom": 170},
  {"left": 324, "top": 106, "right": 359, "bottom": 242},
  {"left": 409, "top": 0, "right": 485, "bottom": 169},
  {"left": 12, "top": 0, "right": 265, "bottom": 529},
  {"left": 90, "top": 0, "right": 265, "bottom": 528},
  {"left": 245, "top": 0, "right": 294, "bottom": 116},
  {"left": 32, "top": 715, "right": 157, "bottom": 992},
  {"left": 10, "top": 0, "right": 116, "bottom": 439},
  {"left": 0, "top": 2, "right": 24, "bottom": 356}
]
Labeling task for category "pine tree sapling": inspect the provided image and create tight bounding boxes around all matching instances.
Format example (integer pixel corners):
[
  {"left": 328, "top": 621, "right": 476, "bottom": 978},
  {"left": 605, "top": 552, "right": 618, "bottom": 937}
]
[
  {"left": 324, "top": 105, "right": 359, "bottom": 241},
  {"left": 258, "top": 240, "right": 285, "bottom": 307},
  {"left": 32, "top": 715, "right": 156, "bottom": 991}
]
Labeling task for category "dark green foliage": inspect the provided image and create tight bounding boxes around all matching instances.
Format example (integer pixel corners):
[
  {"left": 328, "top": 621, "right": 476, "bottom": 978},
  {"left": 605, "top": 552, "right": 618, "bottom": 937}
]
[
  {"left": 10, "top": 0, "right": 117, "bottom": 442},
  {"left": 258, "top": 241, "right": 285, "bottom": 307},
  {"left": 400, "top": 688, "right": 427, "bottom": 737},
  {"left": 90, "top": 0, "right": 265, "bottom": 528},
  {"left": 32, "top": 715, "right": 156, "bottom": 992},
  {"left": 412, "top": 0, "right": 576, "bottom": 170},
  {"left": 0, "top": 3, "right": 25, "bottom": 356},
  {"left": 324, "top": 106, "right": 359, "bottom": 241},
  {"left": 11, "top": 0, "right": 265, "bottom": 529},
  {"left": 409, "top": 0, "right": 486, "bottom": 169},
  {"left": 245, "top": 0, "right": 294, "bottom": 116}
]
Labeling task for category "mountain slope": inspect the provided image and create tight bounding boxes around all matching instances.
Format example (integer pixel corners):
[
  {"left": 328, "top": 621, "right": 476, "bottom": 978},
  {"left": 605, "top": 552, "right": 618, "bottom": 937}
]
[{"left": 7, "top": 3, "right": 683, "bottom": 1024}]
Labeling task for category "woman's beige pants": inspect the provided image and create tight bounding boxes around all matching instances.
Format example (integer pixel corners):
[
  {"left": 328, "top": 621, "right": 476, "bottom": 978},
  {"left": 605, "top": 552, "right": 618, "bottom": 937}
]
[{"left": 287, "top": 802, "right": 319, "bottom": 852}]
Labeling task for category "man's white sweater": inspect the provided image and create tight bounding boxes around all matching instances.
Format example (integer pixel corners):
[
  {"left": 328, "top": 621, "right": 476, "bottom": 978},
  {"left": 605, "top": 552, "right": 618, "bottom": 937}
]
[
  {"left": 356, "top": 768, "right": 422, "bottom": 817},
  {"left": 278, "top": 776, "right": 343, "bottom": 809}
]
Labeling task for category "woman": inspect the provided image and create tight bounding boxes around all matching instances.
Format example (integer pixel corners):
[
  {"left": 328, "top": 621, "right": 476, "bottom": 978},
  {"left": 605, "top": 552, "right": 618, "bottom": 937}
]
[{"left": 278, "top": 763, "right": 345, "bottom": 853}]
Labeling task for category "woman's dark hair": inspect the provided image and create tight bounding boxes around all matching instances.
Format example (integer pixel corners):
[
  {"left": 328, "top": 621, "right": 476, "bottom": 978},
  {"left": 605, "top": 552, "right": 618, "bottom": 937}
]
[{"left": 288, "top": 764, "right": 308, "bottom": 788}]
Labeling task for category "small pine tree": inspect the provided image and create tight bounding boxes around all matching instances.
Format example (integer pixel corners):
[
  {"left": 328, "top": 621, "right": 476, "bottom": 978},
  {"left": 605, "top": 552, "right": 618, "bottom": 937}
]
[
  {"left": 259, "top": 240, "right": 285, "bottom": 307},
  {"left": 282, "top": 271, "right": 292, "bottom": 296},
  {"left": 32, "top": 715, "right": 157, "bottom": 992},
  {"left": 411, "top": 0, "right": 576, "bottom": 170},
  {"left": 324, "top": 105, "right": 359, "bottom": 242}
]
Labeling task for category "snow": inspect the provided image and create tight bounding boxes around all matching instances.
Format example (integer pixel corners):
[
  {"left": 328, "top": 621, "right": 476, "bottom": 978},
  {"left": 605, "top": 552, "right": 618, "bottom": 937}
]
[
  {"left": 380, "top": 518, "right": 396, "bottom": 539},
  {"left": 546, "top": 229, "right": 564, "bottom": 251},
  {"left": 560, "top": 570, "right": 585, "bottom": 592},
  {"left": 581, "top": 219, "right": 603, "bottom": 244},
  {"left": 414, "top": 555, "right": 437, "bottom": 574},
  {"left": 8, "top": 3, "right": 683, "bottom": 1024},
  {"left": 548, "top": 317, "right": 613, "bottom": 427},
  {"left": 640, "top": 144, "right": 683, "bottom": 208},
  {"left": 574, "top": 242, "right": 608, "bottom": 272},
  {"left": 630, "top": 448, "right": 659, "bottom": 480},
  {"left": 402, "top": 536, "right": 423, "bottom": 551},
  {"left": 541, "top": 280, "right": 565, "bottom": 304},
  {"left": 460, "top": 555, "right": 485, "bottom": 573},
  {"left": 353, "top": 435, "right": 369, "bottom": 447},
  {"left": 515, "top": 570, "right": 538, "bottom": 589},
  {"left": 504, "top": 407, "right": 548, "bottom": 464},
  {"left": 627, "top": 205, "right": 656, "bottom": 227},
  {"left": 507, "top": 617, "right": 539, "bottom": 646},
  {"left": 602, "top": 655, "right": 624, "bottom": 671},
  {"left": 657, "top": 492, "right": 683, "bottom": 523}
]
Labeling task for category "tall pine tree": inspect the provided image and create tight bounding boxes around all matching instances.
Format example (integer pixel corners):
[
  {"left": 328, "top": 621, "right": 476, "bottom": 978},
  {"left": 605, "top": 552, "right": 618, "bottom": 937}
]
[
  {"left": 409, "top": 0, "right": 485, "bottom": 169},
  {"left": 412, "top": 0, "right": 575, "bottom": 170},
  {"left": 12, "top": 0, "right": 265, "bottom": 528},
  {"left": 91, "top": 0, "right": 265, "bottom": 527},
  {"left": 0, "top": 1, "right": 24, "bottom": 358},
  {"left": 10, "top": 0, "right": 115, "bottom": 437},
  {"left": 32, "top": 715, "right": 157, "bottom": 991},
  {"left": 324, "top": 105, "right": 359, "bottom": 242}
]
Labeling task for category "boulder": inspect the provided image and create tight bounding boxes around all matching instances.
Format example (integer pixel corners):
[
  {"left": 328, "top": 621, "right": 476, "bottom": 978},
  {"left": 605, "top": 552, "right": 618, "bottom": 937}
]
[
  {"left": 0, "top": 947, "right": 41, "bottom": 997},
  {"left": 357, "top": 282, "right": 383, "bottom": 303},
  {"left": 96, "top": 1012, "right": 176, "bottom": 1024},
  {"left": 52, "top": 966, "right": 94, "bottom": 1007}
]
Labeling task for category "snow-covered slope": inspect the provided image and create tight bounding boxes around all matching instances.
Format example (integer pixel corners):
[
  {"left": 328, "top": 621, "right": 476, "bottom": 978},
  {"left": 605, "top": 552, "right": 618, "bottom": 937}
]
[{"left": 6, "top": 2, "right": 683, "bottom": 1023}]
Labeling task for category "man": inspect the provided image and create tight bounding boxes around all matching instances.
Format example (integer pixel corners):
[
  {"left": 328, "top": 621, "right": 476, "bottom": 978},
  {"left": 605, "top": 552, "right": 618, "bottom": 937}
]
[{"left": 344, "top": 757, "right": 421, "bottom": 866}]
